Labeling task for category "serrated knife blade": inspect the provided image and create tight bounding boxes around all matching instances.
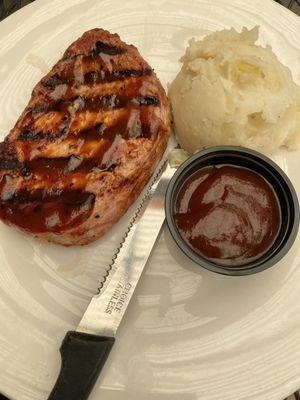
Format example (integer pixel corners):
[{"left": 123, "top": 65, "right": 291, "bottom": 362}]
[{"left": 48, "top": 158, "right": 175, "bottom": 400}]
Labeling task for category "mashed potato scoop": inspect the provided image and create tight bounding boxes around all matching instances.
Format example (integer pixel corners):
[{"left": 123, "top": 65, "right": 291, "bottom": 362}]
[{"left": 169, "top": 26, "right": 300, "bottom": 155}]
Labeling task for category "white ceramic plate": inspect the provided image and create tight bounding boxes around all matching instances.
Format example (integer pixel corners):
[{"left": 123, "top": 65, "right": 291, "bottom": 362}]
[{"left": 0, "top": 0, "right": 300, "bottom": 399}]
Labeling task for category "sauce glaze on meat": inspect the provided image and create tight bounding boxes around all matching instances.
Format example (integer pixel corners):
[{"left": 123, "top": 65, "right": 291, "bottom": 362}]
[{"left": 0, "top": 29, "right": 170, "bottom": 245}]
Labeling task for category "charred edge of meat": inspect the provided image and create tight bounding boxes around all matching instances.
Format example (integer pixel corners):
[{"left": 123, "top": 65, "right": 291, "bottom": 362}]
[
  {"left": 28, "top": 104, "right": 49, "bottom": 115},
  {"left": 42, "top": 74, "right": 64, "bottom": 88},
  {"left": 92, "top": 40, "right": 126, "bottom": 56},
  {"left": 63, "top": 40, "right": 126, "bottom": 60},
  {"left": 0, "top": 143, "right": 23, "bottom": 171},
  {"left": 0, "top": 159, "right": 23, "bottom": 171}
]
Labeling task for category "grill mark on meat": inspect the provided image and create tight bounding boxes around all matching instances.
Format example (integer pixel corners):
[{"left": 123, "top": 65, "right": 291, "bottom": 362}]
[
  {"left": 19, "top": 127, "right": 68, "bottom": 141},
  {"left": 18, "top": 122, "right": 104, "bottom": 143},
  {"left": 43, "top": 67, "right": 152, "bottom": 88},
  {"left": 48, "top": 76, "right": 148, "bottom": 101},
  {"left": 0, "top": 188, "right": 95, "bottom": 234},
  {"left": 29, "top": 94, "right": 160, "bottom": 116},
  {"left": 91, "top": 40, "right": 126, "bottom": 56},
  {"left": 84, "top": 68, "right": 152, "bottom": 84},
  {"left": 18, "top": 114, "right": 70, "bottom": 141}
]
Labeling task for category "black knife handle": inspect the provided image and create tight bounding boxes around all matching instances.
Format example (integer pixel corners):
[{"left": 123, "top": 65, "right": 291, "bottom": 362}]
[{"left": 48, "top": 331, "right": 115, "bottom": 400}]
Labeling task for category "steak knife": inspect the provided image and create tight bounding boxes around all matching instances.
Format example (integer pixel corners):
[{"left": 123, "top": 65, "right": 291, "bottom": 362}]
[{"left": 48, "top": 158, "right": 175, "bottom": 400}]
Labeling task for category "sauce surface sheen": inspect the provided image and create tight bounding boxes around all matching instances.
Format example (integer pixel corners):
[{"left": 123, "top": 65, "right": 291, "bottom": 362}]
[{"left": 174, "top": 165, "right": 280, "bottom": 266}]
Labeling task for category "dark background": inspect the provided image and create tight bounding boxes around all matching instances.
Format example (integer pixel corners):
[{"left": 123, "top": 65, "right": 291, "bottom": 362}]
[{"left": 0, "top": 0, "right": 33, "bottom": 20}]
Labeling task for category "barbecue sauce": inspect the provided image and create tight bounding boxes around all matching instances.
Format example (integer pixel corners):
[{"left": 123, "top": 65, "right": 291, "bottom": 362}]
[
  {"left": 174, "top": 165, "right": 280, "bottom": 266},
  {"left": 0, "top": 183, "right": 95, "bottom": 234}
]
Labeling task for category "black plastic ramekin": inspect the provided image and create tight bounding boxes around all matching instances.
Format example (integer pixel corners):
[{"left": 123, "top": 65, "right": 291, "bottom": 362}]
[{"left": 165, "top": 146, "right": 300, "bottom": 276}]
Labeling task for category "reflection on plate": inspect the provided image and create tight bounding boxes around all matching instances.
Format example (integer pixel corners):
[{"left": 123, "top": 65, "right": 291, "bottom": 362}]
[{"left": 0, "top": 1, "right": 300, "bottom": 399}]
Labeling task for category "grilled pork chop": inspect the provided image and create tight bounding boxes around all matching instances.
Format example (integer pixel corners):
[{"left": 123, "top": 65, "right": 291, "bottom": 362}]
[{"left": 0, "top": 29, "right": 170, "bottom": 245}]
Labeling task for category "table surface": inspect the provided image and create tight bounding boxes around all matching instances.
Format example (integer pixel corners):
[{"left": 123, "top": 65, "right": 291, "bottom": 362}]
[{"left": 0, "top": 1, "right": 299, "bottom": 400}]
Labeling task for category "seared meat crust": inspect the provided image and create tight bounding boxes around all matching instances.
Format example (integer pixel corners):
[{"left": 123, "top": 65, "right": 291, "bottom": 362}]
[{"left": 0, "top": 29, "right": 170, "bottom": 245}]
